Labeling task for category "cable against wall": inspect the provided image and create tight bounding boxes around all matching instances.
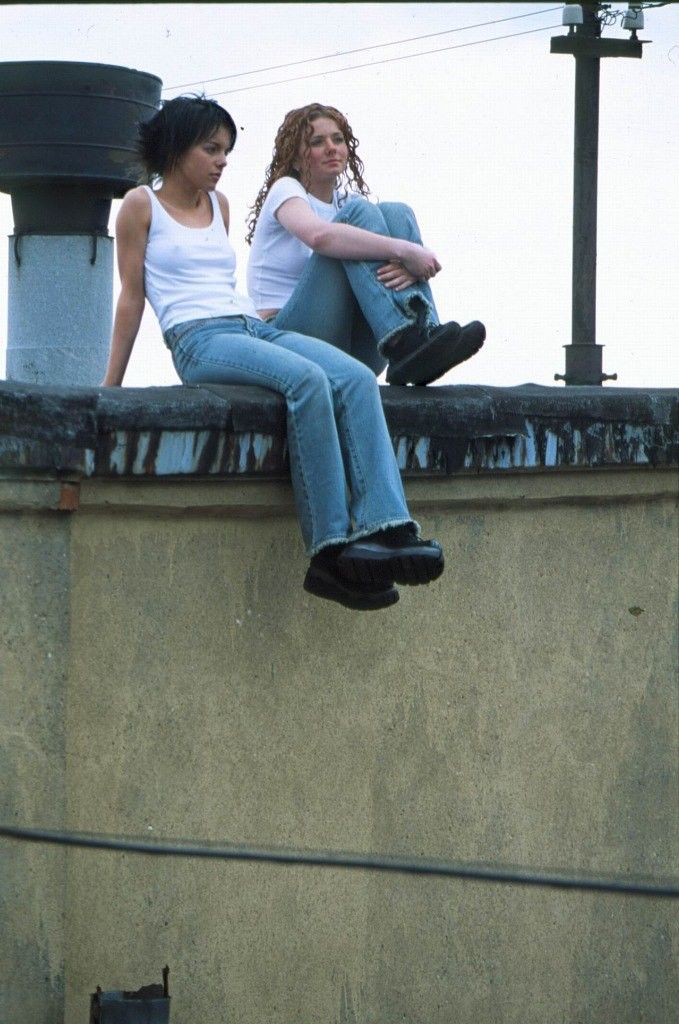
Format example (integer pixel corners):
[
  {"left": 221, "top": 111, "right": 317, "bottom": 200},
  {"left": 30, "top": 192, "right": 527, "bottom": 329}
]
[{"left": 1, "top": 824, "right": 677, "bottom": 898}]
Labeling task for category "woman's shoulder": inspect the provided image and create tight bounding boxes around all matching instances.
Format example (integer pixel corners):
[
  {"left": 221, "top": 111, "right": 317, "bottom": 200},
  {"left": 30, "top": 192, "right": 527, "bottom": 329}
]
[
  {"left": 122, "top": 184, "right": 152, "bottom": 206},
  {"left": 117, "top": 185, "right": 152, "bottom": 229},
  {"left": 213, "top": 189, "right": 230, "bottom": 213},
  {"left": 266, "top": 176, "right": 308, "bottom": 204},
  {"left": 121, "top": 185, "right": 154, "bottom": 217},
  {"left": 256, "top": 177, "right": 309, "bottom": 231},
  {"left": 213, "top": 189, "right": 230, "bottom": 230}
]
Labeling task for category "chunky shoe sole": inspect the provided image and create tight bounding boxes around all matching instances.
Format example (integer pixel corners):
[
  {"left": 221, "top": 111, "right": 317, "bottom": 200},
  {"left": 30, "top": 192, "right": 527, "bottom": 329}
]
[
  {"left": 387, "top": 320, "right": 486, "bottom": 387},
  {"left": 304, "top": 563, "right": 400, "bottom": 611},
  {"left": 337, "top": 540, "right": 444, "bottom": 587}
]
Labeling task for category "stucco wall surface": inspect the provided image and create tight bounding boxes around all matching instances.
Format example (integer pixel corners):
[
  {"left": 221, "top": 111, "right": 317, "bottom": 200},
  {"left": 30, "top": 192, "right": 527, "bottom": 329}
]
[
  {"left": 0, "top": 507, "right": 69, "bottom": 1024},
  {"left": 3, "top": 466, "right": 676, "bottom": 1024},
  {"left": 1, "top": 382, "right": 677, "bottom": 1024}
]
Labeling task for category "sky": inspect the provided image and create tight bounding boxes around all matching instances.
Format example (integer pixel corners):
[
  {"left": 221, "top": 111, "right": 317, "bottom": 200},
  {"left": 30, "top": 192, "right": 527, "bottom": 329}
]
[{"left": 0, "top": 2, "right": 677, "bottom": 389}]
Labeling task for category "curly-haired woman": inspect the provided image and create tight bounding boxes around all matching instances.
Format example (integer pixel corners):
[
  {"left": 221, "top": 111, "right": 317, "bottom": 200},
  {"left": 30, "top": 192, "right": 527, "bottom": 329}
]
[
  {"left": 102, "top": 95, "right": 445, "bottom": 611},
  {"left": 246, "top": 103, "right": 485, "bottom": 385}
]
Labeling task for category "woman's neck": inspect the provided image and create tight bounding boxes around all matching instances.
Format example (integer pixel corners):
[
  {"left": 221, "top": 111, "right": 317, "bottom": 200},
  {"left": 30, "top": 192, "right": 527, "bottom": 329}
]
[
  {"left": 157, "top": 178, "right": 205, "bottom": 211},
  {"left": 306, "top": 183, "right": 335, "bottom": 204}
]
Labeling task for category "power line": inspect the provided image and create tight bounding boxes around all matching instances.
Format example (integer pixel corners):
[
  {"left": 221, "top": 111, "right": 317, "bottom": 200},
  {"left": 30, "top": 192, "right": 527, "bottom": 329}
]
[
  {"left": 2, "top": 824, "right": 678, "bottom": 897},
  {"left": 163, "top": 6, "right": 565, "bottom": 92},
  {"left": 209, "top": 23, "right": 563, "bottom": 99}
]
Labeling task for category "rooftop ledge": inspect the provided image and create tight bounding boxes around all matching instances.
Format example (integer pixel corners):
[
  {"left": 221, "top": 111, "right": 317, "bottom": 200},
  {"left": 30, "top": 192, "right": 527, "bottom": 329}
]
[{"left": 0, "top": 380, "right": 677, "bottom": 480}]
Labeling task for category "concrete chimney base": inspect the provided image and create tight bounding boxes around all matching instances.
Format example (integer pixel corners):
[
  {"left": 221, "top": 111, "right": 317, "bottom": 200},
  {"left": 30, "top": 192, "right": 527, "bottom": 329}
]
[{"left": 6, "top": 234, "right": 113, "bottom": 386}]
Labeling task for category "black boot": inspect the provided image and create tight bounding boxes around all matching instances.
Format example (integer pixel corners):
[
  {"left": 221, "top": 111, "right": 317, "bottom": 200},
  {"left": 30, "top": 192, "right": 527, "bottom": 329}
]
[
  {"left": 304, "top": 544, "right": 399, "bottom": 611},
  {"left": 337, "top": 525, "right": 444, "bottom": 587},
  {"left": 386, "top": 320, "right": 486, "bottom": 386}
]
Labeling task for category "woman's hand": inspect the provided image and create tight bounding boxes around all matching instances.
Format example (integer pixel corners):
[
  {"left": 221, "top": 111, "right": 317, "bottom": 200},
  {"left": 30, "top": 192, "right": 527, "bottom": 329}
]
[
  {"left": 397, "top": 243, "right": 441, "bottom": 282},
  {"left": 377, "top": 261, "right": 418, "bottom": 291}
]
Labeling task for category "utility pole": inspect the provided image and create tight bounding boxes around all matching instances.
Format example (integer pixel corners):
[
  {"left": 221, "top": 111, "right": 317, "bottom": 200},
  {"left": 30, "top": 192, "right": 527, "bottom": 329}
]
[{"left": 551, "top": 2, "right": 644, "bottom": 385}]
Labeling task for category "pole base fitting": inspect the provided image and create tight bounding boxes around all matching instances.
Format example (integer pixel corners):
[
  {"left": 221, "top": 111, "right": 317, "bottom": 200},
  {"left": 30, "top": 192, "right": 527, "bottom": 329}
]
[{"left": 555, "top": 344, "right": 617, "bottom": 386}]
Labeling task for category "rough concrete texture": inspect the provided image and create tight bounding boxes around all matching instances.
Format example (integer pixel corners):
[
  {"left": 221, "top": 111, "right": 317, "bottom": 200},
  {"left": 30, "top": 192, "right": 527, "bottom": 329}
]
[
  {"left": 2, "top": 471, "right": 666, "bottom": 1024},
  {"left": 0, "top": 513, "right": 69, "bottom": 1024}
]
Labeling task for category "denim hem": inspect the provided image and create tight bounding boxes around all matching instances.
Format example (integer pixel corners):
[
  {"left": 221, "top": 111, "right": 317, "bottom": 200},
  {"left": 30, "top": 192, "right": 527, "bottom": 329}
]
[
  {"left": 376, "top": 295, "right": 436, "bottom": 357},
  {"left": 348, "top": 516, "right": 421, "bottom": 543},
  {"left": 308, "top": 534, "right": 351, "bottom": 557}
]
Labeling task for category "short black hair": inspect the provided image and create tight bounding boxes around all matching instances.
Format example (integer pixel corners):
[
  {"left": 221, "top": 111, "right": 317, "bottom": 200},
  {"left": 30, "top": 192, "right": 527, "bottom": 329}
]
[{"left": 136, "top": 95, "right": 237, "bottom": 180}]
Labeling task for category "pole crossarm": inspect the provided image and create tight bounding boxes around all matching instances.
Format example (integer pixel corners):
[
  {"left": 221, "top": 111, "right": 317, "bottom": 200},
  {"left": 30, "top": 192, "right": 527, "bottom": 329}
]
[{"left": 550, "top": 35, "right": 643, "bottom": 58}]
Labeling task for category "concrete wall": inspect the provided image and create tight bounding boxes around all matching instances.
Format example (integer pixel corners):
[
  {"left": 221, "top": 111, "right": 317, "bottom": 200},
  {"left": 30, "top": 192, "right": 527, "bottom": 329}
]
[
  {"left": 0, "top": 495, "right": 69, "bottom": 1024},
  {"left": 2, "top": 464, "right": 677, "bottom": 1024}
]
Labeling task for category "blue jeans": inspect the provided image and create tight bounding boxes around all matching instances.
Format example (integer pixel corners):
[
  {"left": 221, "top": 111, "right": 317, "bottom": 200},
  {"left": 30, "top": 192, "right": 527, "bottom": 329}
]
[
  {"left": 272, "top": 200, "right": 441, "bottom": 375},
  {"left": 164, "top": 315, "right": 414, "bottom": 556}
]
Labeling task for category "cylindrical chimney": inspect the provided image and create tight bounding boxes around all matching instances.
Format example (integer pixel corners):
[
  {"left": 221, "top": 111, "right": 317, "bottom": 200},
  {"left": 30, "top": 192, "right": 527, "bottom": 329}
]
[{"left": 0, "top": 61, "right": 162, "bottom": 384}]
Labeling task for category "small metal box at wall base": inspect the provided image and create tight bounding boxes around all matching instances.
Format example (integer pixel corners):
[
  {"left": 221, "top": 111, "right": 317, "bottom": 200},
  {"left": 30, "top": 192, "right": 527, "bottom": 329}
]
[{"left": 89, "top": 967, "right": 170, "bottom": 1023}]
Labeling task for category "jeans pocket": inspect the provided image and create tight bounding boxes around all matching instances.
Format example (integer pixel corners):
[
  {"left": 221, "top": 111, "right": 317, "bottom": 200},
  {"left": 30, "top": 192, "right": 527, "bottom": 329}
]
[
  {"left": 164, "top": 317, "right": 207, "bottom": 350},
  {"left": 168, "top": 342, "right": 187, "bottom": 381},
  {"left": 166, "top": 328, "right": 200, "bottom": 380}
]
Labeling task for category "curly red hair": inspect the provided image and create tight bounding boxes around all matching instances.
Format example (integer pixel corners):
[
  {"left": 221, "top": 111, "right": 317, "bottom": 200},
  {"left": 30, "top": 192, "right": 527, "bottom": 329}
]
[{"left": 246, "top": 103, "right": 370, "bottom": 244}]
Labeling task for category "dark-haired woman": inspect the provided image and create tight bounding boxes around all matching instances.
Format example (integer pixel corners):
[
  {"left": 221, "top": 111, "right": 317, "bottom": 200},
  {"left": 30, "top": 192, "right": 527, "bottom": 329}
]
[
  {"left": 247, "top": 103, "right": 485, "bottom": 385},
  {"left": 102, "top": 95, "right": 444, "bottom": 611}
]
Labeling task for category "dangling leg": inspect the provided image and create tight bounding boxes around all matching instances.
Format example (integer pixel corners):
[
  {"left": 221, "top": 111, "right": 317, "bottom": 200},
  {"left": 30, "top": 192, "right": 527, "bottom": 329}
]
[
  {"left": 165, "top": 315, "right": 399, "bottom": 610},
  {"left": 265, "top": 325, "right": 445, "bottom": 587}
]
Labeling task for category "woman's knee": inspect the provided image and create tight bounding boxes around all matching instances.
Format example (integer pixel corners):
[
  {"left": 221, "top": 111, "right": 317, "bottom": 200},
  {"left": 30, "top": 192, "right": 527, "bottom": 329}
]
[
  {"left": 333, "top": 355, "right": 379, "bottom": 396},
  {"left": 339, "top": 199, "right": 420, "bottom": 240},
  {"left": 335, "top": 198, "right": 384, "bottom": 231},
  {"left": 376, "top": 202, "right": 420, "bottom": 238},
  {"left": 376, "top": 201, "right": 414, "bottom": 220},
  {"left": 290, "top": 361, "right": 332, "bottom": 402}
]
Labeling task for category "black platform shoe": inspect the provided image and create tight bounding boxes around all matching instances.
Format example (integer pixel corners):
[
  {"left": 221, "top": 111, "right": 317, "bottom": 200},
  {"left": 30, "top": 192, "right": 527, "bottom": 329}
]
[
  {"left": 337, "top": 525, "right": 444, "bottom": 587},
  {"left": 386, "top": 320, "right": 486, "bottom": 386},
  {"left": 304, "top": 545, "right": 399, "bottom": 611}
]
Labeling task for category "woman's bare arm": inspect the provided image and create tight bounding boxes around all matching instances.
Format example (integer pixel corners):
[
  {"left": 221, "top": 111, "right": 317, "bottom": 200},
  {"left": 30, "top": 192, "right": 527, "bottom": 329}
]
[
  {"left": 276, "top": 197, "right": 441, "bottom": 281},
  {"left": 101, "top": 188, "right": 150, "bottom": 386}
]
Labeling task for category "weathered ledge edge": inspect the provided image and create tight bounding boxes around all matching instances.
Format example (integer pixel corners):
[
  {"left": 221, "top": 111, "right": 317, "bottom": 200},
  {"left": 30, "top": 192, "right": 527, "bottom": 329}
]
[{"left": 0, "top": 380, "right": 677, "bottom": 479}]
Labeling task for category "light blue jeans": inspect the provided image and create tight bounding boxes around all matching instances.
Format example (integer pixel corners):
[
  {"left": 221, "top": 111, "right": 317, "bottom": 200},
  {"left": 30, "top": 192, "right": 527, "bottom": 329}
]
[
  {"left": 164, "top": 315, "right": 414, "bottom": 556},
  {"left": 272, "top": 200, "right": 441, "bottom": 375}
]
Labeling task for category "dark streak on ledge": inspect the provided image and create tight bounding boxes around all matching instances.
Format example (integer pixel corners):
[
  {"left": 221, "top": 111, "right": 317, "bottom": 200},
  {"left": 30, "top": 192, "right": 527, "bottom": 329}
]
[{"left": 0, "top": 380, "right": 677, "bottom": 479}]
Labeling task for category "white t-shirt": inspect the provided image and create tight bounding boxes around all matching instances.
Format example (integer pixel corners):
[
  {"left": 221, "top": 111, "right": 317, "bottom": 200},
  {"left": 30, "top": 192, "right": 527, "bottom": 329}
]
[
  {"left": 143, "top": 186, "right": 258, "bottom": 333},
  {"left": 247, "top": 176, "right": 355, "bottom": 311}
]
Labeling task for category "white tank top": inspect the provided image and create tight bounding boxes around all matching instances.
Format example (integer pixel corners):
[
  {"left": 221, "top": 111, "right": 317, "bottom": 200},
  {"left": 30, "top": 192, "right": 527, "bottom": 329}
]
[
  {"left": 247, "top": 176, "right": 353, "bottom": 311},
  {"left": 142, "top": 186, "right": 258, "bottom": 332}
]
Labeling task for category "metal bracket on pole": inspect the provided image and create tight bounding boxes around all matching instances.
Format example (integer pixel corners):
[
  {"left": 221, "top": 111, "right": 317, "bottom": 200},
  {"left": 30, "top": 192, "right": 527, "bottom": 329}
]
[{"left": 554, "top": 344, "right": 617, "bottom": 385}]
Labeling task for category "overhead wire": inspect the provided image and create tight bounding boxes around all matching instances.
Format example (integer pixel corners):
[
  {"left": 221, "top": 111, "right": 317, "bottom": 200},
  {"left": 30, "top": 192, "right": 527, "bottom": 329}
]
[
  {"left": 163, "top": 6, "right": 565, "bottom": 93},
  {"left": 208, "top": 23, "right": 564, "bottom": 99},
  {"left": 2, "top": 824, "right": 678, "bottom": 897}
]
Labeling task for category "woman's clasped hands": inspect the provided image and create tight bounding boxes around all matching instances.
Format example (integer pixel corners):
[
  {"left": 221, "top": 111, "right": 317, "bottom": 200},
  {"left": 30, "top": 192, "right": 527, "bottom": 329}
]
[{"left": 376, "top": 244, "right": 441, "bottom": 291}]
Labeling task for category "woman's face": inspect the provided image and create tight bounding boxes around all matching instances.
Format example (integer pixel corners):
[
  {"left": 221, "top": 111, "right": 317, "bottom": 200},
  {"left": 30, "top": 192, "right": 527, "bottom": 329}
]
[
  {"left": 175, "top": 126, "right": 233, "bottom": 190},
  {"left": 297, "top": 116, "right": 348, "bottom": 195}
]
